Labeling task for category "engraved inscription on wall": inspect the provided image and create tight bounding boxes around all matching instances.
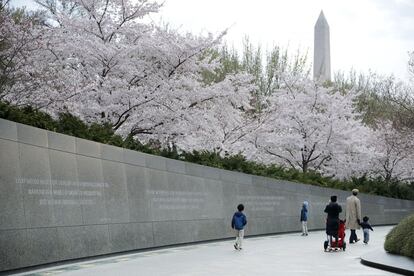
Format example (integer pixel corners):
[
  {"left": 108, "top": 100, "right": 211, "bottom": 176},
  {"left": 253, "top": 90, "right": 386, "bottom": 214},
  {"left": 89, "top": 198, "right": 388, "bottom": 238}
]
[
  {"left": 237, "top": 195, "right": 284, "bottom": 212},
  {"left": 17, "top": 177, "right": 108, "bottom": 206},
  {"left": 147, "top": 189, "right": 205, "bottom": 210}
]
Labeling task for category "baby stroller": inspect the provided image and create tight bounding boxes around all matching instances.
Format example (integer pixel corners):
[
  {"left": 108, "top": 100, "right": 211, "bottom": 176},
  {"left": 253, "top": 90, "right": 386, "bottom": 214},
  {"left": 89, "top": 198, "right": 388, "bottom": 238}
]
[{"left": 324, "top": 219, "right": 346, "bottom": 252}]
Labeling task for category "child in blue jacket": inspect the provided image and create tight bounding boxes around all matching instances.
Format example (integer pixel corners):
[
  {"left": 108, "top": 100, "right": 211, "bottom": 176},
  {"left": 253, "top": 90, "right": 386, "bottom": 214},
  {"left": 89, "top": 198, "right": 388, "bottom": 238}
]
[
  {"left": 300, "top": 201, "right": 309, "bottom": 236},
  {"left": 231, "top": 204, "right": 247, "bottom": 250}
]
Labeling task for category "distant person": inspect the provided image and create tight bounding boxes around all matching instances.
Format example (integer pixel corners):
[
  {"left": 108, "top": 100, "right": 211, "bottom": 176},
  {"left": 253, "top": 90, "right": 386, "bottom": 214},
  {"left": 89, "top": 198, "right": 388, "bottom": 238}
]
[
  {"left": 231, "top": 204, "right": 247, "bottom": 250},
  {"left": 346, "top": 189, "right": 362, "bottom": 243},
  {"left": 360, "top": 216, "right": 374, "bottom": 244},
  {"left": 324, "top": 195, "right": 342, "bottom": 249},
  {"left": 300, "top": 201, "right": 309, "bottom": 236}
]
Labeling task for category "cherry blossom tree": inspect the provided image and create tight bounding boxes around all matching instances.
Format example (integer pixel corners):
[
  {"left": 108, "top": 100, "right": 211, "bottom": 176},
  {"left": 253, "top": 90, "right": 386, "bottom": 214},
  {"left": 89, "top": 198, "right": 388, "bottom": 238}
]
[
  {"left": 0, "top": 0, "right": 45, "bottom": 102},
  {"left": 166, "top": 72, "right": 258, "bottom": 155},
  {"left": 368, "top": 121, "right": 414, "bottom": 182},
  {"left": 4, "top": 0, "right": 257, "bottom": 148},
  {"left": 248, "top": 78, "right": 371, "bottom": 177}
]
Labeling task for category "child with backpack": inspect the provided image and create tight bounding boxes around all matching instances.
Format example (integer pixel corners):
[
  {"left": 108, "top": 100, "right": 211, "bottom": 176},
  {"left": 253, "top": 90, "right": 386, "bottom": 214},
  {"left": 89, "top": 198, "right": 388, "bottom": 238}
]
[{"left": 231, "top": 204, "right": 247, "bottom": 250}]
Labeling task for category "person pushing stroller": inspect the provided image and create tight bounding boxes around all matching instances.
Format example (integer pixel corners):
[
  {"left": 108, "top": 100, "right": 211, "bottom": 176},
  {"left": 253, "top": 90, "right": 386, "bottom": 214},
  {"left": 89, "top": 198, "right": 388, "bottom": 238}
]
[{"left": 324, "top": 195, "right": 343, "bottom": 251}]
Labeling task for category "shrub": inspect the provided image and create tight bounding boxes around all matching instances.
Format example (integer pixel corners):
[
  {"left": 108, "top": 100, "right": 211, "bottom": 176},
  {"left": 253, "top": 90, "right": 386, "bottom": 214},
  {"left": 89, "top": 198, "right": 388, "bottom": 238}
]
[
  {"left": 0, "top": 102, "right": 58, "bottom": 130},
  {"left": 384, "top": 214, "right": 414, "bottom": 259},
  {"left": 56, "top": 113, "right": 89, "bottom": 138}
]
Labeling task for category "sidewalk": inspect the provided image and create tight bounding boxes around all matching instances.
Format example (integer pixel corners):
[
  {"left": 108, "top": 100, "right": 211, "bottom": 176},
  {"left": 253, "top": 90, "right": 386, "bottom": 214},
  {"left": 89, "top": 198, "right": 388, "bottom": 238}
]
[{"left": 13, "top": 226, "right": 401, "bottom": 276}]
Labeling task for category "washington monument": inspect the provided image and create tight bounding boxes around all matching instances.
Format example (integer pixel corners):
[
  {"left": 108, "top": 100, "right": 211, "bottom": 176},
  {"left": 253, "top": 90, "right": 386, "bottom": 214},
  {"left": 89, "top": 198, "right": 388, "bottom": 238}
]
[{"left": 314, "top": 10, "right": 331, "bottom": 82}]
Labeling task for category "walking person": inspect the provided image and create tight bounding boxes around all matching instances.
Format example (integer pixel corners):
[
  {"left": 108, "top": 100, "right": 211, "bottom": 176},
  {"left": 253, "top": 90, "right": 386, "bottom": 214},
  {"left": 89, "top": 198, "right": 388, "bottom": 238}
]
[
  {"left": 324, "top": 195, "right": 342, "bottom": 250},
  {"left": 231, "top": 204, "right": 247, "bottom": 250},
  {"left": 300, "top": 201, "right": 309, "bottom": 236},
  {"left": 346, "top": 189, "right": 362, "bottom": 243},
  {"left": 360, "top": 216, "right": 374, "bottom": 244}
]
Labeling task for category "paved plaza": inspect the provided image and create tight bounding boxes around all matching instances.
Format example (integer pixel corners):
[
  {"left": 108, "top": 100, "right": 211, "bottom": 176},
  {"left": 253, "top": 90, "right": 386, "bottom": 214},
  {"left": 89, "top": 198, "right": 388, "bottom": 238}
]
[{"left": 13, "top": 226, "right": 402, "bottom": 276}]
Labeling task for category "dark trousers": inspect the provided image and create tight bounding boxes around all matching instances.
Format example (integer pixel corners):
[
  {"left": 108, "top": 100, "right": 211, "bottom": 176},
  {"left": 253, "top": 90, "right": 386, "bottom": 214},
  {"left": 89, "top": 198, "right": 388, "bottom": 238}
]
[{"left": 349, "top": 229, "right": 358, "bottom": 243}]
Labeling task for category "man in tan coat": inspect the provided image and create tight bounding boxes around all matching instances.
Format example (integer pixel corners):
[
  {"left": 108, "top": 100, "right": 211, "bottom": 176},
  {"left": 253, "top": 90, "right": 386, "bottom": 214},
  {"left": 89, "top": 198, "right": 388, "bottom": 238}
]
[{"left": 346, "top": 189, "right": 362, "bottom": 243}]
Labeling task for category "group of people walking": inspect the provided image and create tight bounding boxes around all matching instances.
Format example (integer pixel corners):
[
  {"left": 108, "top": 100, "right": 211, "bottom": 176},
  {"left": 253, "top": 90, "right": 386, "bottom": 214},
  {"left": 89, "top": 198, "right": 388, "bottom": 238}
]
[
  {"left": 231, "top": 189, "right": 373, "bottom": 251},
  {"left": 324, "top": 189, "right": 373, "bottom": 249}
]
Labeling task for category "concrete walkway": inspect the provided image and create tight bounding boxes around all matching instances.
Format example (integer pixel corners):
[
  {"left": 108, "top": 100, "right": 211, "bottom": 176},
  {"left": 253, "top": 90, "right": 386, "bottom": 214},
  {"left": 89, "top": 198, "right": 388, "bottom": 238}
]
[{"left": 15, "top": 226, "right": 401, "bottom": 276}]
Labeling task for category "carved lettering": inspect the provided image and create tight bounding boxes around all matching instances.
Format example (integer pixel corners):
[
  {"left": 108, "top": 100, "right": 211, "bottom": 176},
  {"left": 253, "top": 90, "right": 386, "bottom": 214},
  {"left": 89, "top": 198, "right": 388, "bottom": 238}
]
[{"left": 17, "top": 177, "right": 107, "bottom": 206}]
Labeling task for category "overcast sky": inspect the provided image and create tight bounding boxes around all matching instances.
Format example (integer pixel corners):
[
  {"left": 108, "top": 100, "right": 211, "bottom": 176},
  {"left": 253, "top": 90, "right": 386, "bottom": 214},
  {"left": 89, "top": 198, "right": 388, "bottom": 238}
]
[
  {"left": 12, "top": 0, "right": 414, "bottom": 81},
  {"left": 154, "top": 0, "right": 414, "bottom": 81}
]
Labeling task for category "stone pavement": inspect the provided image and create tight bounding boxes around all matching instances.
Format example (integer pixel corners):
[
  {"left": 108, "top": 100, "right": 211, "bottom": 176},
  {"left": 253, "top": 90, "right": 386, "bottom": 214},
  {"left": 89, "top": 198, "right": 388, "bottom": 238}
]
[{"left": 13, "top": 226, "right": 404, "bottom": 276}]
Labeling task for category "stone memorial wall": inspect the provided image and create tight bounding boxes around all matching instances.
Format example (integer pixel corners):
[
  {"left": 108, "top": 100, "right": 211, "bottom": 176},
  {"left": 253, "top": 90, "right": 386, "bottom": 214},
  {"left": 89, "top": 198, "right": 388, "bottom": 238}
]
[{"left": 1, "top": 118, "right": 414, "bottom": 272}]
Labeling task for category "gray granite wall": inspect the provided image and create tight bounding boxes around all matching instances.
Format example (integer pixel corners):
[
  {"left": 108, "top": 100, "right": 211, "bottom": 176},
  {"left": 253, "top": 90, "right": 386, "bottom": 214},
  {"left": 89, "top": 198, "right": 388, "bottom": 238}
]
[{"left": 1, "top": 118, "right": 413, "bottom": 271}]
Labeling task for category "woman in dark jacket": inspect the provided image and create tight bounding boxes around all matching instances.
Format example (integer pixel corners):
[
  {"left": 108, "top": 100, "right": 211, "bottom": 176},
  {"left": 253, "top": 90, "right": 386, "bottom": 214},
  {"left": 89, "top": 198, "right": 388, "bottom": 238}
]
[{"left": 324, "top": 195, "right": 342, "bottom": 248}]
